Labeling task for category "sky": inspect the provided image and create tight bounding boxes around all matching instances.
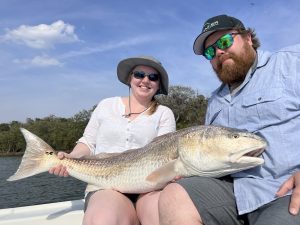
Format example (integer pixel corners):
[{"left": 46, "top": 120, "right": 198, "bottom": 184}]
[{"left": 1, "top": 0, "right": 300, "bottom": 123}]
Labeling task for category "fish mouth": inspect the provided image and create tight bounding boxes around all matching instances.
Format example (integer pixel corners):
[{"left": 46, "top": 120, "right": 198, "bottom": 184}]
[
  {"left": 231, "top": 145, "right": 266, "bottom": 164},
  {"left": 243, "top": 147, "right": 265, "bottom": 157}
]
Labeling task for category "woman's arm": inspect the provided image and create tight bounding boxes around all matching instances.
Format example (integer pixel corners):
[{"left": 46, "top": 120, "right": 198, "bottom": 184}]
[{"left": 48, "top": 142, "right": 91, "bottom": 177}]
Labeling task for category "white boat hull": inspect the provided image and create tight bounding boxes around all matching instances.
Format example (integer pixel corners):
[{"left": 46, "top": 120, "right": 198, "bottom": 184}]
[{"left": 0, "top": 199, "right": 84, "bottom": 225}]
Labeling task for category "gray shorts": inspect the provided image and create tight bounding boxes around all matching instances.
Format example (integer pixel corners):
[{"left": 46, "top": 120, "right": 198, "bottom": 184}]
[{"left": 177, "top": 176, "right": 300, "bottom": 225}]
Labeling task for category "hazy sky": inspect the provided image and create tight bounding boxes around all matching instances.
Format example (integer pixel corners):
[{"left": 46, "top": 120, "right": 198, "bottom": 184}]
[{"left": 1, "top": 0, "right": 300, "bottom": 123}]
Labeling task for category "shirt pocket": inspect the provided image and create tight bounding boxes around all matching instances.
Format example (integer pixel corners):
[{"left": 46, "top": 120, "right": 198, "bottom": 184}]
[{"left": 239, "top": 88, "right": 283, "bottom": 130}]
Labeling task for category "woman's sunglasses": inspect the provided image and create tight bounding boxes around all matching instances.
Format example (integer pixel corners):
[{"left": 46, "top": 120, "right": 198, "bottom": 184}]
[
  {"left": 132, "top": 71, "right": 159, "bottom": 82},
  {"left": 203, "top": 33, "right": 240, "bottom": 60}
]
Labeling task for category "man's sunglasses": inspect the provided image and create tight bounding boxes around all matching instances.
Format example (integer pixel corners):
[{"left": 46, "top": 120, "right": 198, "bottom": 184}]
[
  {"left": 132, "top": 71, "right": 159, "bottom": 82},
  {"left": 203, "top": 33, "right": 240, "bottom": 60}
]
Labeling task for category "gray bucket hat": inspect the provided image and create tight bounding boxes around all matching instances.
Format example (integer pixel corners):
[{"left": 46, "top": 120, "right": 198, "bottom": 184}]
[{"left": 117, "top": 56, "right": 169, "bottom": 95}]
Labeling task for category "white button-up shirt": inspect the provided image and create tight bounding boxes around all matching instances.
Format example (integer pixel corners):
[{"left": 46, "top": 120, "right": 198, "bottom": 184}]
[{"left": 78, "top": 97, "right": 176, "bottom": 154}]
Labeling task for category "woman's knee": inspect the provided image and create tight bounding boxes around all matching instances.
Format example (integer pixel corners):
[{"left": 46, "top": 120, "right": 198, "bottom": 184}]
[
  {"left": 83, "top": 190, "right": 139, "bottom": 225},
  {"left": 136, "top": 191, "right": 160, "bottom": 213},
  {"left": 136, "top": 191, "right": 160, "bottom": 225}
]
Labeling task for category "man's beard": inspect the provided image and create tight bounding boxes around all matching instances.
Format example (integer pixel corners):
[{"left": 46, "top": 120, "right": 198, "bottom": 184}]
[{"left": 213, "top": 42, "right": 256, "bottom": 86}]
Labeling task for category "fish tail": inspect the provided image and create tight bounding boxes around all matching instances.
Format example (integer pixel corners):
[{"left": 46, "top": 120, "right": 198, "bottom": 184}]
[{"left": 7, "top": 128, "right": 58, "bottom": 181}]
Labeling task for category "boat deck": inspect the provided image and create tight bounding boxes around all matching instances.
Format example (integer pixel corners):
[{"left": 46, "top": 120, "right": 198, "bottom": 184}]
[{"left": 0, "top": 199, "right": 84, "bottom": 225}]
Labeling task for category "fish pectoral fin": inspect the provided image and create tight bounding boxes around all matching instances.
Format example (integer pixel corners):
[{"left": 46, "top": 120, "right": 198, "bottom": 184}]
[
  {"left": 85, "top": 184, "right": 102, "bottom": 192},
  {"left": 146, "top": 159, "right": 181, "bottom": 185}
]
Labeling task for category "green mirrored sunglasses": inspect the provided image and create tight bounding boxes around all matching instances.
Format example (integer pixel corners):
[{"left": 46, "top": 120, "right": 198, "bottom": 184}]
[{"left": 203, "top": 33, "right": 240, "bottom": 60}]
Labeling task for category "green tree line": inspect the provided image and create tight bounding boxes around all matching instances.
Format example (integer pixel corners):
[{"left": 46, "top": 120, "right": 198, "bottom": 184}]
[{"left": 0, "top": 86, "right": 208, "bottom": 155}]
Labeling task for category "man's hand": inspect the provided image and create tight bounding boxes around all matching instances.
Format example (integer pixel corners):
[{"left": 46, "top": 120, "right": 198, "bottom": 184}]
[{"left": 276, "top": 171, "right": 300, "bottom": 215}]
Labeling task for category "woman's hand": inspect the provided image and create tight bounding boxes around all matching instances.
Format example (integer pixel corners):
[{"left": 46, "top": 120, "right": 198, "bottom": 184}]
[
  {"left": 276, "top": 171, "right": 300, "bottom": 215},
  {"left": 48, "top": 152, "right": 70, "bottom": 177},
  {"left": 48, "top": 143, "right": 91, "bottom": 177}
]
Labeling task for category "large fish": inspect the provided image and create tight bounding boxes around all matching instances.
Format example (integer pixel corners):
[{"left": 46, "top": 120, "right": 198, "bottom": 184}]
[{"left": 7, "top": 126, "right": 267, "bottom": 193}]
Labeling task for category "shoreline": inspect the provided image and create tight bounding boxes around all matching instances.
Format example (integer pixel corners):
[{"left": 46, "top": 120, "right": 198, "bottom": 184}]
[{"left": 0, "top": 152, "right": 24, "bottom": 157}]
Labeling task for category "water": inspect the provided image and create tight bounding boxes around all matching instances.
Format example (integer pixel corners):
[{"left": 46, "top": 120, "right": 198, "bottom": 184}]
[{"left": 0, "top": 156, "right": 86, "bottom": 209}]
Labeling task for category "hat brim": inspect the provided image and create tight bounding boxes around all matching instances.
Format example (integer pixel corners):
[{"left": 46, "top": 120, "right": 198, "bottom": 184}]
[
  {"left": 193, "top": 30, "right": 216, "bottom": 55},
  {"left": 117, "top": 57, "right": 169, "bottom": 95}
]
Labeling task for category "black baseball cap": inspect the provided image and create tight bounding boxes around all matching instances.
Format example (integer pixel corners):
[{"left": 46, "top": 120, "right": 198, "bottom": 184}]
[{"left": 193, "top": 14, "right": 245, "bottom": 55}]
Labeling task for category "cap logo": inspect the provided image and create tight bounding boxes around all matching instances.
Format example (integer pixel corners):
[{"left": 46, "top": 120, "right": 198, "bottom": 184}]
[{"left": 203, "top": 21, "right": 219, "bottom": 32}]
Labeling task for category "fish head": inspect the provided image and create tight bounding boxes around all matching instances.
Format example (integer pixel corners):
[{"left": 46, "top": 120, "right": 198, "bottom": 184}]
[{"left": 178, "top": 126, "right": 267, "bottom": 177}]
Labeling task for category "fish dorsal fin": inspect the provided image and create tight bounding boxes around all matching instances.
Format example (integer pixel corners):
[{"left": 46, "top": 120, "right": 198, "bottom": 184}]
[
  {"left": 146, "top": 159, "right": 184, "bottom": 185},
  {"left": 85, "top": 184, "right": 102, "bottom": 193}
]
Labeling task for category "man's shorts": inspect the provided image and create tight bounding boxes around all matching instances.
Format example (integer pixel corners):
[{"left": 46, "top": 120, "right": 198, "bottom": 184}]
[{"left": 176, "top": 176, "right": 300, "bottom": 225}]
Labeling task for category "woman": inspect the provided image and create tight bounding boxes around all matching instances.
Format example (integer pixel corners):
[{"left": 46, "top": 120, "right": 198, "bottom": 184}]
[{"left": 49, "top": 56, "right": 176, "bottom": 225}]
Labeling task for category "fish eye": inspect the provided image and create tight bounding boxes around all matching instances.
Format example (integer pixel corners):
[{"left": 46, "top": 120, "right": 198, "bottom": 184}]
[{"left": 232, "top": 134, "right": 240, "bottom": 139}]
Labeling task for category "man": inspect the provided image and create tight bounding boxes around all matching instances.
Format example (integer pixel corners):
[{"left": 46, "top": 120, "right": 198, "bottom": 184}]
[{"left": 158, "top": 15, "right": 300, "bottom": 225}]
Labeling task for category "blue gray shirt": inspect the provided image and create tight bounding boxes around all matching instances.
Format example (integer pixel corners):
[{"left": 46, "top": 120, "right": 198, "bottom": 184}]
[{"left": 205, "top": 44, "right": 300, "bottom": 214}]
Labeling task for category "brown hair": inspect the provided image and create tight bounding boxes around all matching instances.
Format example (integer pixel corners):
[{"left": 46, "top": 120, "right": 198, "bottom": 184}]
[
  {"left": 236, "top": 27, "right": 260, "bottom": 50},
  {"left": 147, "top": 98, "right": 159, "bottom": 115}
]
